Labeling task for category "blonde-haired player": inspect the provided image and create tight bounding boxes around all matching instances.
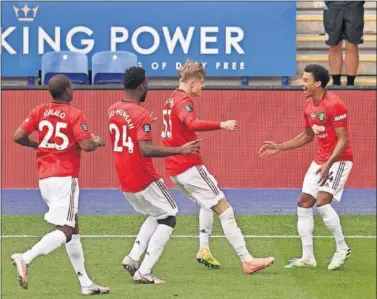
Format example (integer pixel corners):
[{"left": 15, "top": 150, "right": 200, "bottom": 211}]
[{"left": 161, "top": 60, "right": 275, "bottom": 274}]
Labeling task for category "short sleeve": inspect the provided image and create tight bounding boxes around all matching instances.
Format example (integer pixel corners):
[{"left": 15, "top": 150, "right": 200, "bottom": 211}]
[
  {"left": 20, "top": 107, "right": 39, "bottom": 133},
  {"left": 137, "top": 112, "right": 153, "bottom": 141},
  {"left": 176, "top": 98, "right": 195, "bottom": 122},
  {"left": 332, "top": 101, "right": 348, "bottom": 128},
  {"left": 72, "top": 111, "right": 91, "bottom": 142}
]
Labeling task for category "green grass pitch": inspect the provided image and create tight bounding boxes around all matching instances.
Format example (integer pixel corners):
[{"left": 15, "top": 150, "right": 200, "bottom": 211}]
[{"left": 1, "top": 215, "right": 376, "bottom": 299}]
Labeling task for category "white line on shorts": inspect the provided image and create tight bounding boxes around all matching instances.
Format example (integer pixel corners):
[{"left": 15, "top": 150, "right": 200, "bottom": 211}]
[{"left": 1, "top": 234, "right": 376, "bottom": 239}]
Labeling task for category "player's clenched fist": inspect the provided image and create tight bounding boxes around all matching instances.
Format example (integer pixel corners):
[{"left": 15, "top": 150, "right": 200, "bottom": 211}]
[
  {"left": 220, "top": 120, "right": 238, "bottom": 131},
  {"left": 180, "top": 139, "right": 202, "bottom": 155},
  {"left": 259, "top": 141, "right": 281, "bottom": 158}
]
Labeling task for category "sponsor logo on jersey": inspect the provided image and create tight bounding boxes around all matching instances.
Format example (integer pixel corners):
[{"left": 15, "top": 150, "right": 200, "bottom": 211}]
[
  {"left": 311, "top": 124, "right": 325, "bottom": 135},
  {"left": 334, "top": 113, "right": 347, "bottom": 121}
]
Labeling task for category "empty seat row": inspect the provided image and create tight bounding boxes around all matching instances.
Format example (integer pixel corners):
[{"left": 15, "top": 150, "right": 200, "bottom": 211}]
[{"left": 42, "top": 51, "right": 138, "bottom": 85}]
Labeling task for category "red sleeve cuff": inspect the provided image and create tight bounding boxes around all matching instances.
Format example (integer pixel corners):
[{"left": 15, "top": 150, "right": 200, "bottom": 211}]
[
  {"left": 76, "top": 134, "right": 91, "bottom": 142},
  {"left": 137, "top": 136, "right": 153, "bottom": 142},
  {"left": 20, "top": 124, "right": 35, "bottom": 133}
]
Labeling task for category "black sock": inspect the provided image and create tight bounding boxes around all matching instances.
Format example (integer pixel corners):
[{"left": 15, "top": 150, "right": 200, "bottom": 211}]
[
  {"left": 332, "top": 74, "right": 341, "bottom": 85},
  {"left": 347, "top": 75, "right": 356, "bottom": 86}
]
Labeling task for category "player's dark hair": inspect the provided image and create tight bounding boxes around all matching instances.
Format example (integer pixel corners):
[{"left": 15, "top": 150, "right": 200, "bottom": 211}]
[
  {"left": 304, "top": 64, "right": 330, "bottom": 88},
  {"left": 123, "top": 66, "right": 146, "bottom": 89},
  {"left": 48, "top": 74, "right": 71, "bottom": 99}
]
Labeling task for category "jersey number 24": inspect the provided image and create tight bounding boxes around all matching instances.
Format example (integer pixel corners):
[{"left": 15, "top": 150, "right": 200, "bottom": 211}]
[{"left": 109, "top": 123, "right": 134, "bottom": 153}]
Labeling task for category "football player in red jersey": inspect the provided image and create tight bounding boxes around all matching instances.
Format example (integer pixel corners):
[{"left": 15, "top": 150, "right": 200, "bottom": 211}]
[
  {"left": 260, "top": 64, "right": 353, "bottom": 270},
  {"left": 108, "top": 67, "right": 200, "bottom": 284},
  {"left": 11, "top": 75, "right": 109, "bottom": 295},
  {"left": 161, "top": 61, "right": 275, "bottom": 274}
]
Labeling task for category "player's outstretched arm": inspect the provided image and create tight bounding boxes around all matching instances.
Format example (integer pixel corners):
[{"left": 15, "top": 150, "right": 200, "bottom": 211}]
[
  {"left": 178, "top": 101, "right": 237, "bottom": 132},
  {"left": 13, "top": 128, "right": 38, "bottom": 149},
  {"left": 183, "top": 117, "right": 238, "bottom": 132},
  {"left": 139, "top": 140, "right": 201, "bottom": 158},
  {"left": 78, "top": 136, "right": 105, "bottom": 152},
  {"left": 259, "top": 128, "right": 314, "bottom": 157},
  {"left": 183, "top": 116, "right": 221, "bottom": 132}
]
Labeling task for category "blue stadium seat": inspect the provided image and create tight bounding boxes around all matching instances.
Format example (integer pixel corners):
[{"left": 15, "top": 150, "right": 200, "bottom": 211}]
[
  {"left": 92, "top": 51, "right": 138, "bottom": 85},
  {"left": 42, "top": 51, "right": 89, "bottom": 85}
]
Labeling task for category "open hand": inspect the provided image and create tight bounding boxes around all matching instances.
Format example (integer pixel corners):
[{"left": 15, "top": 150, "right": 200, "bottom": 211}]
[
  {"left": 259, "top": 141, "right": 281, "bottom": 158},
  {"left": 181, "top": 139, "right": 202, "bottom": 155}
]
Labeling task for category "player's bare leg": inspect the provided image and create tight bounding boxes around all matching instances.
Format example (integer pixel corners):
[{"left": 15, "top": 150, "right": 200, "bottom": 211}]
[
  {"left": 328, "top": 41, "right": 343, "bottom": 85},
  {"left": 212, "top": 198, "right": 274, "bottom": 274},
  {"left": 316, "top": 192, "right": 351, "bottom": 270},
  {"left": 65, "top": 215, "right": 109, "bottom": 295},
  {"left": 285, "top": 193, "right": 318, "bottom": 268},
  {"left": 134, "top": 216, "right": 176, "bottom": 284},
  {"left": 344, "top": 41, "right": 359, "bottom": 86},
  {"left": 123, "top": 216, "right": 158, "bottom": 276},
  {"left": 11, "top": 226, "right": 70, "bottom": 289},
  {"left": 196, "top": 207, "right": 220, "bottom": 269}
]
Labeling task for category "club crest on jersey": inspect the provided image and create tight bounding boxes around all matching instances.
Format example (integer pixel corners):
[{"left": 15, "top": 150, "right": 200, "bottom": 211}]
[
  {"left": 143, "top": 124, "right": 152, "bottom": 133},
  {"left": 318, "top": 111, "right": 326, "bottom": 122},
  {"left": 81, "top": 123, "right": 88, "bottom": 131},
  {"left": 310, "top": 112, "right": 316, "bottom": 120},
  {"left": 185, "top": 105, "right": 193, "bottom": 112}
]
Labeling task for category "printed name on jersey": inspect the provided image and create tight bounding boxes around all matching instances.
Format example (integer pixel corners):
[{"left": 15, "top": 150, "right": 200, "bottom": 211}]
[
  {"left": 81, "top": 122, "right": 88, "bottom": 131},
  {"left": 44, "top": 109, "right": 66, "bottom": 119},
  {"left": 334, "top": 113, "right": 347, "bottom": 121},
  {"left": 310, "top": 112, "right": 316, "bottom": 120},
  {"left": 185, "top": 105, "right": 193, "bottom": 112},
  {"left": 143, "top": 124, "right": 152, "bottom": 133},
  {"left": 317, "top": 111, "right": 326, "bottom": 122},
  {"left": 108, "top": 109, "right": 135, "bottom": 129}
]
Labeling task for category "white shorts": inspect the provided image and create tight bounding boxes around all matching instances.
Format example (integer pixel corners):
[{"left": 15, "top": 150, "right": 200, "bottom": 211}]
[
  {"left": 302, "top": 160, "right": 353, "bottom": 202},
  {"left": 123, "top": 179, "right": 178, "bottom": 220},
  {"left": 171, "top": 165, "right": 225, "bottom": 210},
  {"left": 39, "top": 176, "right": 79, "bottom": 228}
]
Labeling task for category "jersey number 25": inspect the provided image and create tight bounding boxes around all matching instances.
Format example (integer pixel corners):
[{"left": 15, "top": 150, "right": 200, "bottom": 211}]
[{"left": 39, "top": 120, "right": 69, "bottom": 151}]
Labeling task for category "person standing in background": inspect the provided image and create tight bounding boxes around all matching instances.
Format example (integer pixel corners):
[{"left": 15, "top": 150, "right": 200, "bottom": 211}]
[{"left": 314, "top": 1, "right": 365, "bottom": 86}]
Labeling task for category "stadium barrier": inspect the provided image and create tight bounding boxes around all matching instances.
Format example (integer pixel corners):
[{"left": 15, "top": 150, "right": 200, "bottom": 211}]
[{"left": 2, "top": 87, "right": 375, "bottom": 189}]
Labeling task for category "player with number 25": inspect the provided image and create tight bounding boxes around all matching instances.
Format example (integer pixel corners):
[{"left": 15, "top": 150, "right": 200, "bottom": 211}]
[{"left": 11, "top": 75, "right": 109, "bottom": 295}]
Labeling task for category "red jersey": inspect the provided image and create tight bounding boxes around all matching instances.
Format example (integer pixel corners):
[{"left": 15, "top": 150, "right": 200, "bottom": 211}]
[
  {"left": 20, "top": 102, "right": 91, "bottom": 179},
  {"left": 108, "top": 101, "right": 160, "bottom": 193},
  {"left": 161, "top": 89, "right": 221, "bottom": 175},
  {"left": 304, "top": 91, "right": 353, "bottom": 164}
]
